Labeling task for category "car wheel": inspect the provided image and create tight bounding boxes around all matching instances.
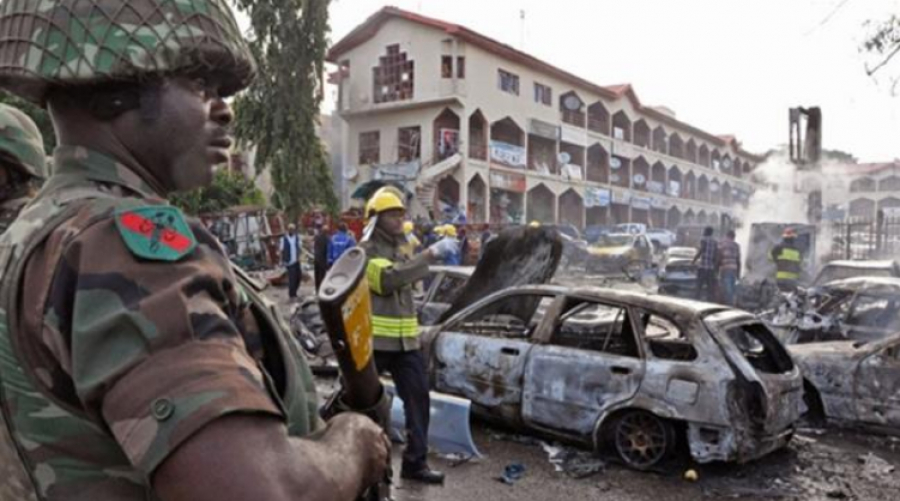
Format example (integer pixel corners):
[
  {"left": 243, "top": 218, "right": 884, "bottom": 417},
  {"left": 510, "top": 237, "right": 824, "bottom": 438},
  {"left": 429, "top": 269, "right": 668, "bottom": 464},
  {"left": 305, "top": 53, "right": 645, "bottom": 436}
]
[{"left": 612, "top": 410, "right": 676, "bottom": 470}]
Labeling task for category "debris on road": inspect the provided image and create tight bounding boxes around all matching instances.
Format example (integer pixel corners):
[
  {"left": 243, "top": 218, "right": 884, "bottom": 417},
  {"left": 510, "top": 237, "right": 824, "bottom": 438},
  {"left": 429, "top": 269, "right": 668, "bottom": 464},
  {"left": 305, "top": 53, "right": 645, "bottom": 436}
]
[
  {"left": 496, "top": 463, "right": 527, "bottom": 485},
  {"left": 859, "top": 453, "right": 896, "bottom": 480},
  {"left": 540, "top": 442, "right": 606, "bottom": 479}
]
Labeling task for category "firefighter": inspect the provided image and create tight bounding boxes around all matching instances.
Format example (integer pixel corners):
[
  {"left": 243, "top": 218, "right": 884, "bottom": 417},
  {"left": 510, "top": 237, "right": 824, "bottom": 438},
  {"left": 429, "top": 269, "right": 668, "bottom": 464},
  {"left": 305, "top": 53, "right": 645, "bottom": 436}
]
[
  {"left": 399, "top": 220, "right": 420, "bottom": 259},
  {"left": 361, "top": 187, "right": 458, "bottom": 484},
  {"left": 770, "top": 228, "right": 803, "bottom": 292}
]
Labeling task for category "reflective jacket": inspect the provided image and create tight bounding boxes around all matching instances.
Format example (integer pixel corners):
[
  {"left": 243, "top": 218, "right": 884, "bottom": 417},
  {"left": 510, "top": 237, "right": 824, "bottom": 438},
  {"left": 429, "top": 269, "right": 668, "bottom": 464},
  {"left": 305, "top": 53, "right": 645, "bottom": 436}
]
[
  {"left": 362, "top": 228, "right": 430, "bottom": 352},
  {"left": 328, "top": 230, "right": 356, "bottom": 266},
  {"left": 770, "top": 242, "right": 802, "bottom": 282}
]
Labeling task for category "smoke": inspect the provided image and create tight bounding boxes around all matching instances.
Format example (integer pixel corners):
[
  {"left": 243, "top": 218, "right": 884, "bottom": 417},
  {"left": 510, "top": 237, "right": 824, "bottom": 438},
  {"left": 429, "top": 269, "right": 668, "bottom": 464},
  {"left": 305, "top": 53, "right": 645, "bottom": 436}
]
[{"left": 736, "top": 152, "right": 857, "bottom": 276}]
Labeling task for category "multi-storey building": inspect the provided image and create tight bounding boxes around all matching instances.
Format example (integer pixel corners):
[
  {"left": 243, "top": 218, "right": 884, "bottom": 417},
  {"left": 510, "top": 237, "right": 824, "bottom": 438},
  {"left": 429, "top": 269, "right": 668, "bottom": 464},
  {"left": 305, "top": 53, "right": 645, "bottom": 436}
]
[
  {"left": 327, "top": 7, "right": 764, "bottom": 229},
  {"left": 830, "top": 162, "right": 900, "bottom": 219}
]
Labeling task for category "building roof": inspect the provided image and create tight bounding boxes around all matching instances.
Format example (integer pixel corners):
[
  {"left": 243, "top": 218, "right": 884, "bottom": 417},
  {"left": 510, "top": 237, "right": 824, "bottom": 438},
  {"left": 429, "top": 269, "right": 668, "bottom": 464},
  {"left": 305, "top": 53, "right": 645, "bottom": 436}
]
[{"left": 327, "top": 6, "right": 765, "bottom": 163}]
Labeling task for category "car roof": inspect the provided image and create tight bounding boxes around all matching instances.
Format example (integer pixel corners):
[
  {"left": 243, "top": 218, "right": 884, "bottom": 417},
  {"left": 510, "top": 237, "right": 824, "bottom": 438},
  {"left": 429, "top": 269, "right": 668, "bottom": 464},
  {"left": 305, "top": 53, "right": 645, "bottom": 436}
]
[
  {"left": 823, "top": 276, "right": 900, "bottom": 293},
  {"left": 823, "top": 260, "right": 898, "bottom": 270},
  {"left": 497, "top": 284, "right": 730, "bottom": 318}
]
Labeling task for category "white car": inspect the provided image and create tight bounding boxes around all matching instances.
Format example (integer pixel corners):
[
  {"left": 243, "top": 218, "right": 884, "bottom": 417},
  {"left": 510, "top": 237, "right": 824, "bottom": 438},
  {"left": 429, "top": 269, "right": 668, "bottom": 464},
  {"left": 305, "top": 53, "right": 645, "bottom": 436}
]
[{"left": 646, "top": 228, "right": 676, "bottom": 249}]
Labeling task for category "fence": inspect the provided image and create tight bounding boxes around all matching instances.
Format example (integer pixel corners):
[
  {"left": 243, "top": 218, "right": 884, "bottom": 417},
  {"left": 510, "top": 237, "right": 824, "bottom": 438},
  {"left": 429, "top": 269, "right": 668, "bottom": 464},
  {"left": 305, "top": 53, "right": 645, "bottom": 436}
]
[{"left": 824, "top": 212, "right": 900, "bottom": 262}]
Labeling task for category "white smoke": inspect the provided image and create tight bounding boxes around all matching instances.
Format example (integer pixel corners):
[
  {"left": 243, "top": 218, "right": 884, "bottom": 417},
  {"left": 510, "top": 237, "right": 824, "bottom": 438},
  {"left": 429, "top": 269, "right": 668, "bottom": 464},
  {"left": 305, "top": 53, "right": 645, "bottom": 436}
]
[{"left": 736, "top": 151, "right": 857, "bottom": 270}]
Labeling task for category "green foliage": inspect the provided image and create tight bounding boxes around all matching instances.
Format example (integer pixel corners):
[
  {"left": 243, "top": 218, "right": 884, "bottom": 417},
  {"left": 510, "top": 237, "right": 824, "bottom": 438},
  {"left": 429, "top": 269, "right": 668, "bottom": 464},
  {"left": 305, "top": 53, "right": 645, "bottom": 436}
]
[
  {"left": 0, "top": 91, "right": 56, "bottom": 152},
  {"left": 232, "top": 0, "right": 336, "bottom": 219},
  {"left": 169, "top": 169, "right": 265, "bottom": 215}
]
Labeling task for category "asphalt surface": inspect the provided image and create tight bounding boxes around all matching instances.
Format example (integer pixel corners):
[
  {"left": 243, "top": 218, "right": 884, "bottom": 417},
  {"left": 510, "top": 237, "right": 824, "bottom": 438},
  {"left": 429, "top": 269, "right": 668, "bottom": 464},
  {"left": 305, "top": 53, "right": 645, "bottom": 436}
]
[{"left": 267, "top": 272, "right": 900, "bottom": 501}]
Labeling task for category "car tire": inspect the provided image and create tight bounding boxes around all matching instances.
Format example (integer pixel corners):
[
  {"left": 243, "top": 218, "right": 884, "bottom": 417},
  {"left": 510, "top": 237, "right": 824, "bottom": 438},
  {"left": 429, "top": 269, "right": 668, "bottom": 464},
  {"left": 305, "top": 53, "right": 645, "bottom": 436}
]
[{"left": 611, "top": 410, "right": 676, "bottom": 470}]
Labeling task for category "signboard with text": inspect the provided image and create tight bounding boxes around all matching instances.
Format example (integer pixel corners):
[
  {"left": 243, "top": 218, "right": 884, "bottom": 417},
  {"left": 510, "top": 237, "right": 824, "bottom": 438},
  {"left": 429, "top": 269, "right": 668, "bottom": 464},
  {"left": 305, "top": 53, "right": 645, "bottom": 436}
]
[{"left": 490, "top": 141, "right": 527, "bottom": 168}]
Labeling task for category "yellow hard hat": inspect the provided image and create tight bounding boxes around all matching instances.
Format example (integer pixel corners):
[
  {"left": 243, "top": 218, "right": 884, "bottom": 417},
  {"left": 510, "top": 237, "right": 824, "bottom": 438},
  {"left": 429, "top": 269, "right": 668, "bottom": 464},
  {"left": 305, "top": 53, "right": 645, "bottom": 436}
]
[
  {"left": 403, "top": 220, "right": 415, "bottom": 235},
  {"left": 443, "top": 225, "right": 458, "bottom": 238},
  {"left": 365, "top": 187, "right": 405, "bottom": 219},
  {"left": 434, "top": 224, "right": 446, "bottom": 237},
  {"left": 529, "top": 220, "right": 541, "bottom": 228}
]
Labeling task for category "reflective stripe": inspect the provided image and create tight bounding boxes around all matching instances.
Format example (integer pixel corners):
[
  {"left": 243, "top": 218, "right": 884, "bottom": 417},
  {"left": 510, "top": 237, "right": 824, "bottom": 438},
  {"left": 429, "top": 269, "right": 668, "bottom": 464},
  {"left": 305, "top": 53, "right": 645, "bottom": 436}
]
[
  {"left": 777, "top": 271, "right": 800, "bottom": 280},
  {"left": 779, "top": 248, "right": 801, "bottom": 262},
  {"left": 367, "top": 258, "right": 393, "bottom": 295},
  {"left": 372, "top": 315, "right": 419, "bottom": 338}
]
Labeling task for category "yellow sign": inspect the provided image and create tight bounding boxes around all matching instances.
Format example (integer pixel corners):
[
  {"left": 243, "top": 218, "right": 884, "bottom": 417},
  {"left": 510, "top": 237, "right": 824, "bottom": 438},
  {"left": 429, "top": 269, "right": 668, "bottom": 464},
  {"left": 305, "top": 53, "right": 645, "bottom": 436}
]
[{"left": 341, "top": 277, "right": 374, "bottom": 371}]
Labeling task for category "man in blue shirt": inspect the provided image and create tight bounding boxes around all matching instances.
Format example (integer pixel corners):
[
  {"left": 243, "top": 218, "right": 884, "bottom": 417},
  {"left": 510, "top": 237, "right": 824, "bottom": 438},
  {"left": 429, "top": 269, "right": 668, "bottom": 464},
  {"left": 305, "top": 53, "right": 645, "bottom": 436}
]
[{"left": 328, "top": 222, "right": 357, "bottom": 267}]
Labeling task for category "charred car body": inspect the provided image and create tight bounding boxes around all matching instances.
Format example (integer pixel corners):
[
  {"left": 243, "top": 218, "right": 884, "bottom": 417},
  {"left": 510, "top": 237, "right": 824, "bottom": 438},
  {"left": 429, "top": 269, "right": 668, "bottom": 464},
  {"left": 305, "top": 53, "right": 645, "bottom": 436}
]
[
  {"left": 789, "top": 332, "right": 900, "bottom": 433},
  {"left": 422, "top": 286, "right": 802, "bottom": 469}
]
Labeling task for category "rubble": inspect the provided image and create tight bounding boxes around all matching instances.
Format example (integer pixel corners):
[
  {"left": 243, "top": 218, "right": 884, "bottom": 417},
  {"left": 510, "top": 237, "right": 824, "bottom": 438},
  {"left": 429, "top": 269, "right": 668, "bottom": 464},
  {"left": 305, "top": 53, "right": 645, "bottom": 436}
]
[{"left": 540, "top": 442, "right": 606, "bottom": 478}]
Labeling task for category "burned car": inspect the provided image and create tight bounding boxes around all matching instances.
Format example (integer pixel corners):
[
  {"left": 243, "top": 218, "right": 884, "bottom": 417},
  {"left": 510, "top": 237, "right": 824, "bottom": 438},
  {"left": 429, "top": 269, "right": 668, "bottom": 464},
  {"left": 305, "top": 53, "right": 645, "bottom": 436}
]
[
  {"left": 812, "top": 260, "right": 900, "bottom": 287},
  {"left": 422, "top": 286, "right": 802, "bottom": 469},
  {"left": 658, "top": 247, "right": 698, "bottom": 299},
  {"left": 769, "top": 277, "right": 900, "bottom": 345},
  {"left": 789, "top": 332, "right": 900, "bottom": 433}
]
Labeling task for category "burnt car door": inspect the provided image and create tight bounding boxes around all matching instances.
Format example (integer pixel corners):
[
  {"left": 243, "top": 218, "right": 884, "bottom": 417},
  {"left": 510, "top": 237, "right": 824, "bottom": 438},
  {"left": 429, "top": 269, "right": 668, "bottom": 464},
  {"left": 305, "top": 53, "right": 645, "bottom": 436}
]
[
  {"left": 854, "top": 336, "right": 900, "bottom": 427},
  {"left": 521, "top": 297, "right": 645, "bottom": 436},
  {"left": 432, "top": 292, "right": 558, "bottom": 423}
]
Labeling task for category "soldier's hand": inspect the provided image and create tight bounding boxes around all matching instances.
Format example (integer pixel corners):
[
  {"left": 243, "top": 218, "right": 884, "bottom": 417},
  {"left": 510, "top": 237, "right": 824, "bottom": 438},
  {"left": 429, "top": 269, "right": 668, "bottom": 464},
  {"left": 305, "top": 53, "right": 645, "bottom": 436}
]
[{"left": 324, "top": 413, "right": 391, "bottom": 493}]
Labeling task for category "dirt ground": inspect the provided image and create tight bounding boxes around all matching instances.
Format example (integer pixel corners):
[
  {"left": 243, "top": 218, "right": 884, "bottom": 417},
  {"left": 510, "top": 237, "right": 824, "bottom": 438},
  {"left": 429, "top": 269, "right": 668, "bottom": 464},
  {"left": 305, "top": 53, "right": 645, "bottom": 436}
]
[{"left": 267, "top": 276, "right": 900, "bottom": 501}]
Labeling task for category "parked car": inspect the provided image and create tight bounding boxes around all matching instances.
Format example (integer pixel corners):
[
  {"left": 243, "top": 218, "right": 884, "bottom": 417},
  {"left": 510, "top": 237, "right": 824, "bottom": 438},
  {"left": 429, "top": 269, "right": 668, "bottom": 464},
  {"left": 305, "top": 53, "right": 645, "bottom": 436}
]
[
  {"left": 614, "top": 223, "right": 648, "bottom": 235},
  {"left": 812, "top": 260, "right": 900, "bottom": 287},
  {"left": 586, "top": 233, "right": 653, "bottom": 275},
  {"left": 658, "top": 247, "right": 698, "bottom": 299},
  {"left": 584, "top": 225, "right": 614, "bottom": 244},
  {"left": 646, "top": 228, "right": 677, "bottom": 249},
  {"left": 422, "top": 286, "right": 802, "bottom": 469},
  {"left": 789, "top": 331, "right": 900, "bottom": 433}
]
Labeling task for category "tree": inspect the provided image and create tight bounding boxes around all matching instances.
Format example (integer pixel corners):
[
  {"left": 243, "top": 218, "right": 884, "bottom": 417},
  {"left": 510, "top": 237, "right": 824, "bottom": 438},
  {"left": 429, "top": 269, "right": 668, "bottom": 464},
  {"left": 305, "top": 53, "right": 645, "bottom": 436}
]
[
  {"left": 232, "top": 0, "right": 335, "bottom": 219},
  {"left": 170, "top": 169, "right": 266, "bottom": 215},
  {"left": 862, "top": 15, "right": 900, "bottom": 92},
  {"left": 0, "top": 91, "right": 56, "bottom": 153}
]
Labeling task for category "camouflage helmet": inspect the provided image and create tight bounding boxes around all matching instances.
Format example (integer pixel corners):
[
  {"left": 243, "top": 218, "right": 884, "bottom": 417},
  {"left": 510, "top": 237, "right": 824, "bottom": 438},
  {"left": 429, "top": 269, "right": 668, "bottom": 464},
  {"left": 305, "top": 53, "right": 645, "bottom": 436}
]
[
  {"left": 0, "top": 0, "right": 255, "bottom": 104},
  {"left": 0, "top": 103, "right": 46, "bottom": 179}
]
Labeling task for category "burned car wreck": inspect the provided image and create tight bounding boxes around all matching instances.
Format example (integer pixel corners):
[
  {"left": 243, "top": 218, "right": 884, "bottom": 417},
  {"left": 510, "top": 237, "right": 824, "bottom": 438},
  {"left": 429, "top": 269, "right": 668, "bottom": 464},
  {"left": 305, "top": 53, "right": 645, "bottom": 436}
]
[
  {"left": 421, "top": 286, "right": 802, "bottom": 469},
  {"left": 764, "top": 277, "right": 900, "bottom": 345},
  {"left": 789, "top": 332, "right": 900, "bottom": 433}
]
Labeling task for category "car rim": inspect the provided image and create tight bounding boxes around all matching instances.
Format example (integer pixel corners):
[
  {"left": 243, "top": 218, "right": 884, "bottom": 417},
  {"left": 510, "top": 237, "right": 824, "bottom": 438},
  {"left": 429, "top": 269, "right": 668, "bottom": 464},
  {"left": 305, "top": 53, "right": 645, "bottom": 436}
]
[{"left": 614, "top": 412, "right": 669, "bottom": 469}]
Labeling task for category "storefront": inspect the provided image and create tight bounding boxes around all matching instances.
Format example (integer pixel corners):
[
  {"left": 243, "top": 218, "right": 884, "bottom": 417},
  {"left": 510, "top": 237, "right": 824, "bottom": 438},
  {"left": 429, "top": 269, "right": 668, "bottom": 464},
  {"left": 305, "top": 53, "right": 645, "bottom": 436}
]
[
  {"left": 585, "top": 187, "right": 611, "bottom": 226},
  {"left": 490, "top": 170, "right": 526, "bottom": 225}
]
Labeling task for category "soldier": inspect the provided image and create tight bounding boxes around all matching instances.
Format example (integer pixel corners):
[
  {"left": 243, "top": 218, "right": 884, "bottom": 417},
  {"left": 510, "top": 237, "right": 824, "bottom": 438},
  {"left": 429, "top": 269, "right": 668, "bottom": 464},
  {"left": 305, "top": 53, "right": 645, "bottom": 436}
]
[
  {"left": 0, "top": 103, "right": 46, "bottom": 234},
  {"left": 0, "top": 2, "right": 388, "bottom": 501}
]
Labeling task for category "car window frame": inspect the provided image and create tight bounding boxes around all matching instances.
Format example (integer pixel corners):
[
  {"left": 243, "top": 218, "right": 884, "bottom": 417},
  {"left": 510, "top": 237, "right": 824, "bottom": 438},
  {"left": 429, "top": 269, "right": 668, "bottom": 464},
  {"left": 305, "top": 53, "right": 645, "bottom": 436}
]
[
  {"left": 442, "top": 290, "right": 561, "bottom": 342},
  {"left": 545, "top": 294, "right": 645, "bottom": 359}
]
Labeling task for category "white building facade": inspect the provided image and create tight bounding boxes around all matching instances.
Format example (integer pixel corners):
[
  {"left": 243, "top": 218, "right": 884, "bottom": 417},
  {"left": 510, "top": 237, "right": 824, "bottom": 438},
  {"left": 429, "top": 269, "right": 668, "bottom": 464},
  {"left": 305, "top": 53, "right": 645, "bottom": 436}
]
[{"left": 328, "top": 7, "right": 764, "bottom": 229}]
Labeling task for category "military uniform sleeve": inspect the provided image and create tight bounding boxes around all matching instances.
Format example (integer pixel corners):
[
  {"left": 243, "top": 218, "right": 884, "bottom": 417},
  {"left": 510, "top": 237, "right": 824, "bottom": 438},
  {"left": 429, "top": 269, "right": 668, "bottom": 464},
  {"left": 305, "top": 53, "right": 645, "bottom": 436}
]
[
  {"left": 44, "top": 216, "right": 284, "bottom": 475},
  {"left": 367, "top": 252, "right": 430, "bottom": 296}
]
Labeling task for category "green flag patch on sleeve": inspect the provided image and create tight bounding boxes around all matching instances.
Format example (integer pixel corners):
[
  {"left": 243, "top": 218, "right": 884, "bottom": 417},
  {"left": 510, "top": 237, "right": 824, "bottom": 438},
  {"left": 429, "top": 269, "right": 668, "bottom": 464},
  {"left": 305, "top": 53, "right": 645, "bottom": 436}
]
[{"left": 114, "top": 206, "right": 197, "bottom": 262}]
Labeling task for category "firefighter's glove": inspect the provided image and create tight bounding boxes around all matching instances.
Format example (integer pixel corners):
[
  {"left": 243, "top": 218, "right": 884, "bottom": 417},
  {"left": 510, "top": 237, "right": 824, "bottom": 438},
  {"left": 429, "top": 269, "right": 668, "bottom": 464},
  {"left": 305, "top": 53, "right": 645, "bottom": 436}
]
[{"left": 429, "top": 237, "right": 459, "bottom": 260}]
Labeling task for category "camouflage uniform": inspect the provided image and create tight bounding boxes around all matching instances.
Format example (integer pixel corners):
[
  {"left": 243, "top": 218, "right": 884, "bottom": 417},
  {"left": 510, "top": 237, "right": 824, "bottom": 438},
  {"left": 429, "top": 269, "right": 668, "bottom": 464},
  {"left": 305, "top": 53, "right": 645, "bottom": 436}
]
[
  {"left": 0, "top": 2, "right": 320, "bottom": 500},
  {"left": 0, "top": 103, "right": 47, "bottom": 234}
]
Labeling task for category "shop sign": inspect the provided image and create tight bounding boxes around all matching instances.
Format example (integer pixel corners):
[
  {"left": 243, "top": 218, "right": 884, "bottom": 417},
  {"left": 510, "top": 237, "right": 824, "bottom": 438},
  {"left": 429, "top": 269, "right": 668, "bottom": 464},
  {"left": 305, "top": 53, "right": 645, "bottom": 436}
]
[
  {"left": 490, "top": 141, "right": 527, "bottom": 169},
  {"left": 647, "top": 180, "right": 664, "bottom": 194},
  {"left": 651, "top": 197, "right": 669, "bottom": 209},
  {"left": 529, "top": 119, "right": 559, "bottom": 140},
  {"left": 612, "top": 190, "right": 632, "bottom": 205},
  {"left": 490, "top": 169, "right": 527, "bottom": 193},
  {"left": 668, "top": 180, "right": 681, "bottom": 198},
  {"left": 585, "top": 187, "right": 611, "bottom": 208},
  {"left": 560, "top": 125, "right": 587, "bottom": 146},
  {"left": 632, "top": 196, "right": 651, "bottom": 210}
]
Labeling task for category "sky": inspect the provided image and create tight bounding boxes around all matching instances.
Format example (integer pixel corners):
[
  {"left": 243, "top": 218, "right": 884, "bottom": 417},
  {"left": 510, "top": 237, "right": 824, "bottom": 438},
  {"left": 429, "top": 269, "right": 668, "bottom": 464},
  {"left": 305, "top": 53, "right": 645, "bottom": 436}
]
[{"left": 317, "top": 0, "right": 900, "bottom": 163}]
